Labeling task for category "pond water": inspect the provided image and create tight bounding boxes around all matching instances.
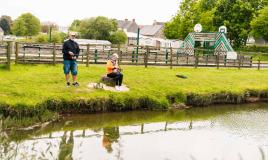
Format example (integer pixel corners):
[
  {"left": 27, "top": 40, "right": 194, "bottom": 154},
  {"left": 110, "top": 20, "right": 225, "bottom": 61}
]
[{"left": 1, "top": 103, "right": 268, "bottom": 160}]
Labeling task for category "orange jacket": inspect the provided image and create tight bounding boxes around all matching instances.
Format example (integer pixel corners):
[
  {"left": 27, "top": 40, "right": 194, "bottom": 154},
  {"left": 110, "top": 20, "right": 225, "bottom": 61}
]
[{"left": 106, "top": 60, "right": 115, "bottom": 74}]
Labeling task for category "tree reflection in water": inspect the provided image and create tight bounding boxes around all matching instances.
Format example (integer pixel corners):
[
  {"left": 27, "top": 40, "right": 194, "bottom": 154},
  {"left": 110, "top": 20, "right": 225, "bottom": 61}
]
[{"left": 58, "top": 131, "right": 74, "bottom": 160}]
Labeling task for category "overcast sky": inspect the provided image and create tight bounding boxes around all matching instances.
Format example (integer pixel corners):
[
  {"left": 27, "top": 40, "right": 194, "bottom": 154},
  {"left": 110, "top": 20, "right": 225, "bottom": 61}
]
[{"left": 0, "top": 0, "right": 181, "bottom": 26}]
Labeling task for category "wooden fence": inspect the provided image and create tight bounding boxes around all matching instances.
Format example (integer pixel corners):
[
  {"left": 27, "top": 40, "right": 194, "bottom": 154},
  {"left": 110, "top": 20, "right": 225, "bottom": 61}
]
[{"left": 0, "top": 41, "right": 266, "bottom": 70}]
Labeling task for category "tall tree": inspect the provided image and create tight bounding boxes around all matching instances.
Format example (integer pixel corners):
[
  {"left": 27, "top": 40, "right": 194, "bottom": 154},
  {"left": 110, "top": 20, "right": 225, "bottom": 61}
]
[
  {"left": 12, "top": 13, "right": 41, "bottom": 37},
  {"left": 251, "top": 6, "right": 268, "bottom": 40},
  {"left": 78, "top": 16, "right": 117, "bottom": 40},
  {"left": 0, "top": 15, "right": 12, "bottom": 35},
  {"left": 12, "top": 18, "right": 27, "bottom": 36},
  {"left": 164, "top": 0, "right": 266, "bottom": 47},
  {"left": 214, "top": 0, "right": 256, "bottom": 47}
]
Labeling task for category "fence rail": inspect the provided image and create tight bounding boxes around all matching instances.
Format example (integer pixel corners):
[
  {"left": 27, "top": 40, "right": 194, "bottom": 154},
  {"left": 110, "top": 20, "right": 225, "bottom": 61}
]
[{"left": 1, "top": 41, "right": 267, "bottom": 70}]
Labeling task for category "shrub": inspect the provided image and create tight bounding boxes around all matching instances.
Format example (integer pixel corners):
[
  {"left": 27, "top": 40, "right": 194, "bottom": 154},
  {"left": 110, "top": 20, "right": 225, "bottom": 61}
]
[{"left": 35, "top": 34, "right": 48, "bottom": 43}]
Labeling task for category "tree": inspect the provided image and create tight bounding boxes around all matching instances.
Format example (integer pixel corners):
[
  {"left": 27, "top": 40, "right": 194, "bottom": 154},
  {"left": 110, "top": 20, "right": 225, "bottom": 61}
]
[
  {"left": 12, "top": 13, "right": 41, "bottom": 37},
  {"left": 164, "top": 0, "right": 266, "bottom": 47},
  {"left": 12, "top": 18, "right": 27, "bottom": 36},
  {"left": 214, "top": 0, "right": 256, "bottom": 47},
  {"left": 69, "top": 19, "right": 81, "bottom": 32},
  {"left": 109, "top": 30, "right": 127, "bottom": 44},
  {"left": 251, "top": 6, "right": 268, "bottom": 40},
  {"left": 164, "top": 0, "right": 202, "bottom": 39},
  {"left": 78, "top": 16, "right": 117, "bottom": 40},
  {"left": 0, "top": 15, "right": 12, "bottom": 35},
  {"left": 164, "top": 16, "right": 181, "bottom": 39}
]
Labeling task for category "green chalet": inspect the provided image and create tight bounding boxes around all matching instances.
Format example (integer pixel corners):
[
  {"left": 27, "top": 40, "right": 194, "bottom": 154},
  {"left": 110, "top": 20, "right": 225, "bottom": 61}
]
[{"left": 180, "top": 24, "right": 237, "bottom": 60}]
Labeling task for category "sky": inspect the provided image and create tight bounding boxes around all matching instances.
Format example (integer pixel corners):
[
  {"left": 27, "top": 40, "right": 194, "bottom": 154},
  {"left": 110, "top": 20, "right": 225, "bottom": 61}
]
[{"left": 0, "top": 0, "right": 181, "bottom": 26}]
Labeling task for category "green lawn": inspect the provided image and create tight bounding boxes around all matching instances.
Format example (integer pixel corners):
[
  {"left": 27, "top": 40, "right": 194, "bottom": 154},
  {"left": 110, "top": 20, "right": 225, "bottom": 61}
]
[
  {"left": 0, "top": 64, "right": 267, "bottom": 106},
  {"left": 0, "top": 64, "right": 268, "bottom": 128}
]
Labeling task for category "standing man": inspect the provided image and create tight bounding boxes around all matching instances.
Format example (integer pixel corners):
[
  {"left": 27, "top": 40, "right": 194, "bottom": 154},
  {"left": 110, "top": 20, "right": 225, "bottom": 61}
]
[{"left": 62, "top": 32, "right": 80, "bottom": 87}]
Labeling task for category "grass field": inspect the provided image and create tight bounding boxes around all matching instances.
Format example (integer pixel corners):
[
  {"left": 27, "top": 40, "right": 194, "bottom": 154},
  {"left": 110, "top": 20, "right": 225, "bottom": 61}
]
[
  {"left": 0, "top": 64, "right": 268, "bottom": 128},
  {"left": 0, "top": 64, "right": 267, "bottom": 105}
]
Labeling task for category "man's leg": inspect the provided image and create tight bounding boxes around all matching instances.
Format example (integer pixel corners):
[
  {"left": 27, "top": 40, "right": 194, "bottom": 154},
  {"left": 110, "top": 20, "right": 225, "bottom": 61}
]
[
  {"left": 71, "top": 61, "right": 79, "bottom": 86},
  {"left": 72, "top": 75, "right": 77, "bottom": 83},
  {"left": 66, "top": 74, "right": 70, "bottom": 83},
  {"left": 64, "top": 60, "right": 71, "bottom": 86}
]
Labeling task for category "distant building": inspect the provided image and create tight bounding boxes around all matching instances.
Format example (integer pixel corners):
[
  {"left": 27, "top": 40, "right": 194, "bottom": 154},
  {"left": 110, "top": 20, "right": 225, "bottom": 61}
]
[
  {"left": 247, "top": 36, "right": 268, "bottom": 46},
  {"left": 140, "top": 20, "right": 165, "bottom": 38},
  {"left": 73, "top": 39, "right": 112, "bottom": 50},
  {"left": 117, "top": 19, "right": 139, "bottom": 33}
]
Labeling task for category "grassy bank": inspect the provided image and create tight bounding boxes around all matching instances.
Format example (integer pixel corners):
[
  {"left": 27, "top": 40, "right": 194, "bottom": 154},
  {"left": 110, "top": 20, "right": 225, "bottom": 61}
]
[{"left": 1, "top": 64, "right": 268, "bottom": 128}]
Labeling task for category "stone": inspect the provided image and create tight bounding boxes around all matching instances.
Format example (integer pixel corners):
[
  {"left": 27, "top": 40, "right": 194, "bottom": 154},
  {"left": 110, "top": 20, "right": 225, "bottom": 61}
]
[{"left": 101, "top": 75, "right": 116, "bottom": 86}]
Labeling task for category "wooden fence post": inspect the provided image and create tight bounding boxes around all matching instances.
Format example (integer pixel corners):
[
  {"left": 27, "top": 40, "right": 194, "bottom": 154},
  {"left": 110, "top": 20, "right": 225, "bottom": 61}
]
[
  {"left": 23, "top": 46, "right": 26, "bottom": 64},
  {"left": 52, "top": 43, "right": 56, "bottom": 65},
  {"left": 238, "top": 54, "right": 241, "bottom": 69},
  {"left": 6, "top": 41, "right": 11, "bottom": 70},
  {"left": 144, "top": 46, "right": 149, "bottom": 68},
  {"left": 132, "top": 50, "right": 135, "bottom": 63},
  {"left": 165, "top": 48, "right": 168, "bottom": 64},
  {"left": 118, "top": 44, "right": 122, "bottom": 63},
  {"left": 155, "top": 50, "right": 158, "bottom": 64},
  {"left": 186, "top": 54, "right": 189, "bottom": 65},
  {"left": 258, "top": 58, "right": 261, "bottom": 70},
  {"left": 136, "top": 46, "right": 139, "bottom": 65},
  {"left": 205, "top": 54, "right": 209, "bottom": 66},
  {"left": 250, "top": 56, "right": 253, "bottom": 68},
  {"left": 176, "top": 50, "right": 179, "bottom": 64},
  {"left": 194, "top": 51, "right": 198, "bottom": 69},
  {"left": 224, "top": 55, "right": 227, "bottom": 67},
  {"left": 94, "top": 47, "right": 98, "bottom": 64},
  {"left": 86, "top": 44, "right": 90, "bottom": 67},
  {"left": 170, "top": 47, "right": 173, "bottom": 69},
  {"left": 216, "top": 52, "right": 219, "bottom": 69},
  {"left": 38, "top": 47, "right": 41, "bottom": 62},
  {"left": 15, "top": 42, "right": 19, "bottom": 64}
]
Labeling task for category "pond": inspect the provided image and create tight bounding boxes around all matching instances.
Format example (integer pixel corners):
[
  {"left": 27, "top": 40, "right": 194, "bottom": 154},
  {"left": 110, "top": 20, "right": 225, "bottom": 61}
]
[{"left": 1, "top": 103, "right": 268, "bottom": 160}]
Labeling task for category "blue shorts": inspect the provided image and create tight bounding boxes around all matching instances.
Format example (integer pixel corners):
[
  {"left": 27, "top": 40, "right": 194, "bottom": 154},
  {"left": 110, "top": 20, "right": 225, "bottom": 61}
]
[{"left": 63, "top": 60, "right": 78, "bottom": 75}]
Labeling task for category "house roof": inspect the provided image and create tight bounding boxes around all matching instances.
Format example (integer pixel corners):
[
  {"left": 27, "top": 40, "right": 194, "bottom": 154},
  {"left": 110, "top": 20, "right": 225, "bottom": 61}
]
[
  {"left": 117, "top": 19, "right": 138, "bottom": 33},
  {"left": 118, "top": 20, "right": 133, "bottom": 29},
  {"left": 140, "top": 25, "right": 163, "bottom": 36}
]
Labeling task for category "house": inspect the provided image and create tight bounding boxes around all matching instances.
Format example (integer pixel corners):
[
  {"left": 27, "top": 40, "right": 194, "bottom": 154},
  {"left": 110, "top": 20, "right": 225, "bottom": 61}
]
[
  {"left": 140, "top": 20, "right": 165, "bottom": 39},
  {"left": 247, "top": 36, "right": 268, "bottom": 46},
  {"left": 117, "top": 19, "right": 139, "bottom": 33}
]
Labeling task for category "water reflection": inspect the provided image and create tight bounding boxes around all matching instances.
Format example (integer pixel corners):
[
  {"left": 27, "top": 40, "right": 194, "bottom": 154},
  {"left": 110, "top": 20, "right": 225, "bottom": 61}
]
[
  {"left": 102, "top": 127, "right": 120, "bottom": 153},
  {"left": 58, "top": 131, "right": 74, "bottom": 160},
  {"left": 1, "top": 103, "right": 268, "bottom": 160}
]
